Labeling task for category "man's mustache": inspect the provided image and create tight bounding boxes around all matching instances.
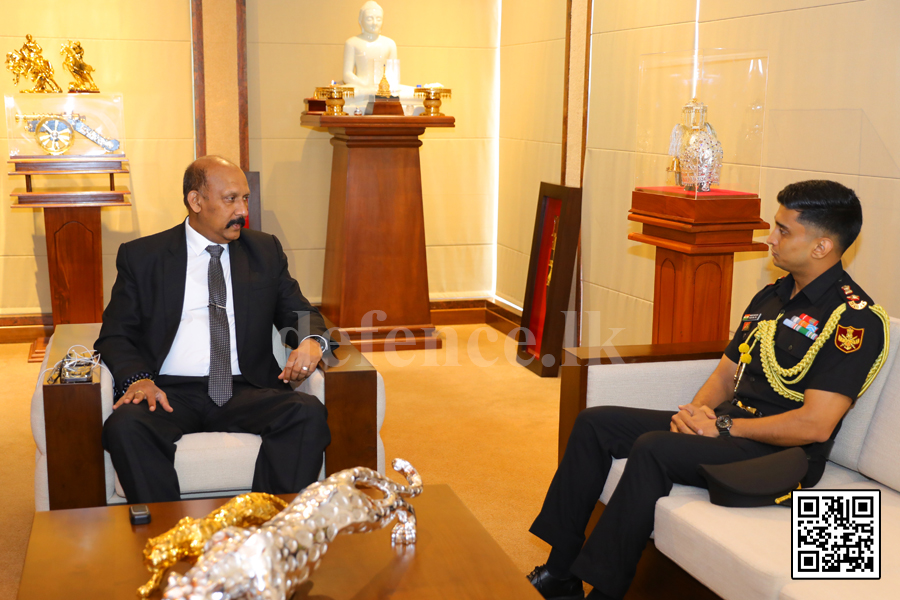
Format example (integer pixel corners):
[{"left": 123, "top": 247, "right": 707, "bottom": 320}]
[{"left": 227, "top": 216, "right": 246, "bottom": 228}]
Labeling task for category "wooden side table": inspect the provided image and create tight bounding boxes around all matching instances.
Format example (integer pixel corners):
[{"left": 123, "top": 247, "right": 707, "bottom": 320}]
[
  {"left": 300, "top": 114, "right": 455, "bottom": 351},
  {"left": 628, "top": 186, "right": 770, "bottom": 343}
]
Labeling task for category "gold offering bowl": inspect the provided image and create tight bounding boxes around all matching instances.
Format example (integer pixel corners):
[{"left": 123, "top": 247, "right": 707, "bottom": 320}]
[
  {"left": 414, "top": 87, "right": 452, "bottom": 117},
  {"left": 314, "top": 86, "right": 355, "bottom": 116}
]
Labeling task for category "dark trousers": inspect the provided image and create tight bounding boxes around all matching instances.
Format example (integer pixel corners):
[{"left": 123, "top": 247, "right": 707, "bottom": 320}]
[
  {"left": 102, "top": 376, "right": 330, "bottom": 503},
  {"left": 530, "top": 406, "right": 780, "bottom": 599}
]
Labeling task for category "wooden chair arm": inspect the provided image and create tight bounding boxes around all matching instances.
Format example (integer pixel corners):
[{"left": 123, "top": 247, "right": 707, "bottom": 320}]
[
  {"left": 320, "top": 316, "right": 379, "bottom": 474},
  {"left": 558, "top": 340, "right": 729, "bottom": 463},
  {"left": 42, "top": 323, "right": 106, "bottom": 509}
]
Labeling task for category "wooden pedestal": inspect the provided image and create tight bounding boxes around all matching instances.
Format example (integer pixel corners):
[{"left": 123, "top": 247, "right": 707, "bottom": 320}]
[
  {"left": 301, "top": 115, "right": 455, "bottom": 351},
  {"left": 9, "top": 156, "right": 131, "bottom": 332},
  {"left": 628, "top": 186, "right": 769, "bottom": 344}
]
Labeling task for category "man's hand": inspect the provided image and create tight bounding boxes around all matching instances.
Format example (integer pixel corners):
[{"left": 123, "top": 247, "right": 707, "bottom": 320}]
[
  {"left": 280, "top": 338, "right": 323, "bottom": 383},
  {"left": 670, "top": 403, "right": 718, "bottom": 437},
  {"left": 114, "top": 379, "right": 173, "bottom": 412}
]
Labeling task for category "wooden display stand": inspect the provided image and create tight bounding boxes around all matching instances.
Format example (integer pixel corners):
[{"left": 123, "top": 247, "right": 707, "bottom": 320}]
[
  {"left": 301, "top": 114, "right": 455, "bottom": 351},
  {"left": 9, "top": 156, "right": 130, "bottom": 360},
  {"left": 628, "top": 186, "right": 769, "bottom": 343}
]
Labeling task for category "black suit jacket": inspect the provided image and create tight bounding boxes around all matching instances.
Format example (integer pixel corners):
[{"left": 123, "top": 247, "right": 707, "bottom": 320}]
[{"left": 95, "top": 222, "right": 327, "bottom": 391}]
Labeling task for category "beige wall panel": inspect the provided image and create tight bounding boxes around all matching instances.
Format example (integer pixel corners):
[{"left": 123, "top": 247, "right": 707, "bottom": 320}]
[
  {"left": 0, "top": 1, "right": 191, "bottom": 41},
  {"left": 586, "top": 24, "right": 694, "bottom": 152},
  {"left": 581, "top": 148, "right": 655, "bottom": 301},
  {"left": 701, "top": 0, "right": 864, "bottom": 22},
  {"left": 499, "top": 40, "right": 565, "bottom": 144},
  {"left": 702, "top": 0, "right": 900, "bottom": 180},
  {"left": 247, "top": 42, "right": 338, "bottom": 142},
  {"left": 419, "top": 139, "right": 494, "bottom": 198},
  {"left": 405, "top": 47, "right": 497, "bottom": 141},
  {"left": 849, "top": 175, "right": 900, "bottom": 318},
  {"left": 425, "top": 244, "right": 492, "bottom": 298},
  {"left": 1, "top": 140, "right": 45, "bottom": 257},
  {"left": 0, "top": 255, "right": 50, "bottom": 315},
  {"left": 0, "top": 207, "right": 43, "bottom": 257},
  {"left": 99, "top": 138, "right": 196, "bottom": 251},
  {"left": 592, "top": 0, "right": 697, "bottom": 34},
  {"left": 253, "top": 138, "right": 333, "bottom": 251},
  {"left": 581, "top": 282, "right": 653, "bottom": 347},
  {"left": 284, "top": 248, "right": 326, "bottom": 304},
  {"left": 423, "top": 193, "right": 493, "bottom": 247},
  {"left": 501, "top": 0, "right": 566, "bottom": 47},
  {"left": 247, "top": 0, "right": 499, "bottom": 48},
  {"left": 496, "top": 243, "right": 529, "bottom": 308},
  {"left": 497, "top": 138, "right": 562, "bottom": 255}
]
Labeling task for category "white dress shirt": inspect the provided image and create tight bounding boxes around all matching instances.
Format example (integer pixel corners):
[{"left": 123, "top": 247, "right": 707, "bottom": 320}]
[{"left": 160, "top": 217, "right": 243, "bottom": 377}]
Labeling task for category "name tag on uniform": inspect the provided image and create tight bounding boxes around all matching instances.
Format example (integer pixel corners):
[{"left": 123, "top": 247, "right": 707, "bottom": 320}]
[
  {"left": 783, "top": 313, "right": 819, "bottom": 340},
  {"left": 742, "top": 313, "right": 762, "bottom": 322}
]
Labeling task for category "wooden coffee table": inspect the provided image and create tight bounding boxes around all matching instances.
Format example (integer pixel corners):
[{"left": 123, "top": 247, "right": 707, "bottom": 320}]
[{"left": 18, "top": 484, "right": 541, "bottom": 599}]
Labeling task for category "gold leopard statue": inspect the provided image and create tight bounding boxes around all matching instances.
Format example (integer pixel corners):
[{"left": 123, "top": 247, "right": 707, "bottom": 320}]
[{"left": 138, "top": 492, "right": 288, "bottom": 598}]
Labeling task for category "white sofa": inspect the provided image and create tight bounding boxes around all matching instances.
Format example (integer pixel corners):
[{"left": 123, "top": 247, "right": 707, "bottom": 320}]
[
  {"left": 32, "top": 325, "right": 386, "bottom": 511},
  {"left": 560, "top": 318, "right": 900, "bottom": 600}
]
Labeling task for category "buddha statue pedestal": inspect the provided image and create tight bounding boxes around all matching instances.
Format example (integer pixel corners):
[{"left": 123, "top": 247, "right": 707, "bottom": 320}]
[
  {"left": 628, "top": 186, "right": 770, "bottom": 343},
  {"left": 301, "top": 113, "right": 455, "bottom": 351}
]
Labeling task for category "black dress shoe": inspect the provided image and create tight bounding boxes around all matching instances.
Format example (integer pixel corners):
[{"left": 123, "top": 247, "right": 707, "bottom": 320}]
[{"left": 527, "top": 564, "right": 584, "bottom": 600}]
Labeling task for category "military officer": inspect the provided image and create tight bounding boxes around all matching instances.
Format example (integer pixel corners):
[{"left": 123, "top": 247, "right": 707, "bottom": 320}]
[{"left": 527, "top": 180, "right": 890, "bottom": 600}]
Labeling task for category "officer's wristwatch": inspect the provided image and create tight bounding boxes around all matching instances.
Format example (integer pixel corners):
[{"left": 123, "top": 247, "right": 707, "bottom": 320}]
[{"left": 715, "top": 415, "right": 733, "bottom": 437}]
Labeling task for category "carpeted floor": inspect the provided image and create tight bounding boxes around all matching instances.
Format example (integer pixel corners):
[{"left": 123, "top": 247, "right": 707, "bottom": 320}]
[
  {"left": 0, "top": 324, "right": 560, "bottom": 598},
  {"left": 0, "top": 343, "right": 40, "bottom": 600}
]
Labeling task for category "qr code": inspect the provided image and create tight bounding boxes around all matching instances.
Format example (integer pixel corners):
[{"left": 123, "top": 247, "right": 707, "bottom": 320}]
[{"left": 792, "top": 489, "right": 880, "bottom": 579}]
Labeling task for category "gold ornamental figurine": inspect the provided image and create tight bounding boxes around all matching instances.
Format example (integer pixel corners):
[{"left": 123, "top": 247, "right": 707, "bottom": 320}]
[
  {"left": 61, "top": 40, "right": 99, "bottom": 93},
  {"left": 376, "top": 71, "right": 392, "bottom": 98},
  {"left": 315, "top": 84, "right": 355, "bottom": 116},
  {"left": 5, "top": 34, "right": 62, "bottom": 93},
  {"left": 414, "top": 86, "right": 452, "bottom": 117}
]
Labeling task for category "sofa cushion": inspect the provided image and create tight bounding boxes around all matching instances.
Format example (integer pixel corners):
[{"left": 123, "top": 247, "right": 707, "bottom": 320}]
[
  {"left": 114, "top": 432, "right": 261, "bottom": 498},
  {"left": 829, "top": 318, "right": 900, "bottom": 471},
  {"left": 777, "top": 480, "right": 899, "bottom": 600},
  {"left": 586, "top": 359, "right": 719, "bottom": 412},
  {"left": 653, "top": 462, "right": 871, "bottom": 600}
]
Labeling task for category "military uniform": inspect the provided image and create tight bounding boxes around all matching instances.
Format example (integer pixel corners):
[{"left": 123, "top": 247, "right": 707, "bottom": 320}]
[{"left": 529, "top": 261, "right": 888, "bottom": 600}]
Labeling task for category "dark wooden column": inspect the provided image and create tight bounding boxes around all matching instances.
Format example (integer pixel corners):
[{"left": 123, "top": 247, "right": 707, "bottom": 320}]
[
  {"left": 301, "top": 114, "right": 455, "bottom": 351},
  {"left": 628, "top": 186, "right": 769, "bottom": 344},
  {"left": 44, "top": 207, "right": 104, "bottom": 324}
]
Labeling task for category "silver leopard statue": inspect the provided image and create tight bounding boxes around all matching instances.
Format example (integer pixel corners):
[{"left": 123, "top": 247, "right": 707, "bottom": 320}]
[{"left": 162, "top": 458, "right": 422, "bottom": 600}]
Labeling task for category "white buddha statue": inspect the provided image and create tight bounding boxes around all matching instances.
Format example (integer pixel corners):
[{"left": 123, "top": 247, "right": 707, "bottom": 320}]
[
  {"left": 341, "top": 2, "right": 441, "bottom": 113},
  {"left": 343, "top": 1, "right": 397, "bottom": 89}
]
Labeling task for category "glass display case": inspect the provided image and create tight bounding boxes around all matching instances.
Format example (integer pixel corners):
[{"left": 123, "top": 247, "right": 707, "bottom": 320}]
[
  {"left": 4, "top": 92, "right": 125, "bottom": 157},
  {"left": 634, "top": 49, "right": 768, "bottom": 200}
]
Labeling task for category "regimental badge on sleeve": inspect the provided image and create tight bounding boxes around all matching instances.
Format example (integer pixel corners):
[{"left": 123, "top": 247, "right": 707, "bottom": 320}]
[{"left": 835, "top": 325, "right": 864, "bottom": 353}]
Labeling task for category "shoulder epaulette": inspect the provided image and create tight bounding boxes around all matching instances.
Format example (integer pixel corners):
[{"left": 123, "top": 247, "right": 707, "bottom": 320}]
[{"left": 840, "top": 285, "right": 868, "bottom": 310}]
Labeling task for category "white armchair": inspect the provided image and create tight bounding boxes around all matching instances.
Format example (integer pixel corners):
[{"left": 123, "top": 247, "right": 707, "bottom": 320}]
[{"left": 32, "top": 323, "right": 385, "bottom": 511}]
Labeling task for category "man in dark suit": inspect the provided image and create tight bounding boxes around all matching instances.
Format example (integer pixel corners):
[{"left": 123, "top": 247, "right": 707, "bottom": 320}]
[{"left": 96, "top": 155, "right": 331, "bottom": 504}]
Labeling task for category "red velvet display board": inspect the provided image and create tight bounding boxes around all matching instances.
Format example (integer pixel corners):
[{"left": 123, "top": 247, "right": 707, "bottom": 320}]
[{"left": 526, "top": 197, "right": 563, "bottom": 357}]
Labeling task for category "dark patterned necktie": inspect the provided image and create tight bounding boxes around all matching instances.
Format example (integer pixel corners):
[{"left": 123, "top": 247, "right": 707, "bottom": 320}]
[{"left": 206, "top": 245, "right": 232, "bottom": 405}]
